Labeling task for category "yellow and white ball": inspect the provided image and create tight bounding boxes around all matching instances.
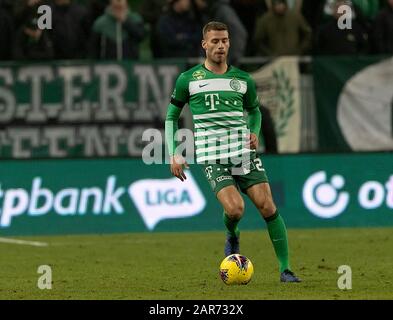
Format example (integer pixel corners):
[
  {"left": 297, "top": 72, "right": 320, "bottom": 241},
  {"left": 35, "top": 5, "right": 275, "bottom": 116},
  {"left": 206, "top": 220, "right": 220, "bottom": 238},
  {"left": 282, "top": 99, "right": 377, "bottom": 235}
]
[{"left": 219, "top": 254, "right": 254, "bottom": 285}]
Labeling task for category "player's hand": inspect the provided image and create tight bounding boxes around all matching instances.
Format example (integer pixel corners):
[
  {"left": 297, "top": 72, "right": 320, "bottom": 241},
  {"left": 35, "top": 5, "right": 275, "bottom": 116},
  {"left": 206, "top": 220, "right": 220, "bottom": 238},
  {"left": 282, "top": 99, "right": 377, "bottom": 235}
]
[
  {"left": 170, "top": 155, "right": 189, "bottom": 182},
  {"left": 246, "top": 133, "right": 258, "bottom": 150}
]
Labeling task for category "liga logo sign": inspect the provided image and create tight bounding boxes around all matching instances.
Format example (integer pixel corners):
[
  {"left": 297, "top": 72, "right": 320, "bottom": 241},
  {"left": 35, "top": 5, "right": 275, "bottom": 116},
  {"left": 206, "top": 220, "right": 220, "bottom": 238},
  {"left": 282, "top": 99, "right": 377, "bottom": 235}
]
[
  {"left": 303, "top": 171, "right": 393, "bottom": 218},
  {"left": 0, "top": 174, "right": 205, "bottom": 230},
  {"left": 128, "top": 171, "right": 206, "bottom": 230}
]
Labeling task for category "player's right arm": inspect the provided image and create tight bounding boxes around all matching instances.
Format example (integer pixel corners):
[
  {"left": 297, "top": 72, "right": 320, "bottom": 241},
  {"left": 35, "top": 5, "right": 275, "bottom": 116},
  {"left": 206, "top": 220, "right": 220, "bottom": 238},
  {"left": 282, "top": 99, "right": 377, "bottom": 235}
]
[{"left": 165, "top": 73, "right": 190, "bottom": 181}]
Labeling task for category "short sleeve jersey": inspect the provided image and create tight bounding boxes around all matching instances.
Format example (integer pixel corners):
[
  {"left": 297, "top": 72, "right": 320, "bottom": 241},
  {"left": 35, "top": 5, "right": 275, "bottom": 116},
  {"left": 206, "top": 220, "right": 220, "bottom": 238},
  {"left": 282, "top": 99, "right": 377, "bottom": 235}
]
[{"left": 171, "top": 64, "right": 260, "bottom": 164}]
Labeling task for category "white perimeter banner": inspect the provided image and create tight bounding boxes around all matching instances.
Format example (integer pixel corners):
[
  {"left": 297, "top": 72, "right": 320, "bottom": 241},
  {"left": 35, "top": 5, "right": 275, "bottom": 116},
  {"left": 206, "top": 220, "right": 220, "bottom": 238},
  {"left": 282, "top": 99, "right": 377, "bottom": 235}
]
[
  {"left": 337, "top": 57, "right": 393, "bottom": 151},
  {"left": 252, "top": 56, "right": 301, "bottom": 153}
]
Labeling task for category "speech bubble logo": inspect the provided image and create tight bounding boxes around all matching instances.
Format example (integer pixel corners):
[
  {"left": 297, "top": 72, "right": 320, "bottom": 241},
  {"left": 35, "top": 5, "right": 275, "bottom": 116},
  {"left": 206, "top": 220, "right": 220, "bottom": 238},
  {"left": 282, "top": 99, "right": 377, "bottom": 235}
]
[{"left": 128, "top": 171, "right": 206, "bottom": 230}]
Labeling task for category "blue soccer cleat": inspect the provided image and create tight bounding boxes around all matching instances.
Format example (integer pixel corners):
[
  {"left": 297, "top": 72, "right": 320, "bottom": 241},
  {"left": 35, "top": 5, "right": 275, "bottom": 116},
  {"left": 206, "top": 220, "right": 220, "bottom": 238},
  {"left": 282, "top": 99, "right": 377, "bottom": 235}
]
[
  {"left": 280, "top": 269, "right": 301, "bottom": 283},
  {"left": 224, "top": 234, "right": 240, "bottom": 257}
]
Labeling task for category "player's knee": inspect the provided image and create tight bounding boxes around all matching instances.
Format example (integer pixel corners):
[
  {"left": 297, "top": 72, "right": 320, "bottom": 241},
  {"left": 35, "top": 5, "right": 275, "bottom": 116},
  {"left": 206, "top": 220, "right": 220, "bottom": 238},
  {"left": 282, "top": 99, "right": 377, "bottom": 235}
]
[
  {"left": 225, "top": 202, "right": 244, "bottom": 220},
  {"left": 257, "top": 200, "right": 276, "bottom": 218}
]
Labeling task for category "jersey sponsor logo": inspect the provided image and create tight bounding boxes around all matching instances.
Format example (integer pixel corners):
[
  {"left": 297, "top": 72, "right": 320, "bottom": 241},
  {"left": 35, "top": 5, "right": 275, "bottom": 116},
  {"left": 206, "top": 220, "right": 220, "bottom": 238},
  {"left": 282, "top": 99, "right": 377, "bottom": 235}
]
[
  {"left": 192, "top": 70, "right": 206, "bottom": 80},
  {"left": 199, "top": 83, "right": 209, "bottom": 88},
  {"left": 230, "top": 78, "right": 241, "bottom": 91},
  {"left": 205, "top": 93, "right": 220, "bottom": 111}
]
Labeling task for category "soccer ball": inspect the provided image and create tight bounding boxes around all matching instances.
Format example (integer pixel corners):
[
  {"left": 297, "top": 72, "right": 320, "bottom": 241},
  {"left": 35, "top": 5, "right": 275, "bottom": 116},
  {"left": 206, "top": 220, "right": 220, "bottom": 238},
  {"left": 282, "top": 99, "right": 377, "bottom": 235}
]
[{"left": 219, "top": 254, "right": 254, "bottom": 285}]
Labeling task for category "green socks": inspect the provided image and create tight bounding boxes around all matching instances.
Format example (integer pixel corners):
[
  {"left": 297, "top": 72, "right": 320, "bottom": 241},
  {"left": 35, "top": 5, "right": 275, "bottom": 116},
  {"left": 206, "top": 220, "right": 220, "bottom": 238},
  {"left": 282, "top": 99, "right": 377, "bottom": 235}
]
[
  {"left": 265, "top": 211, "right": 290, "bottom": 273},
  {"left": 223, "top": 211, "right": 240, "bottom": 238},
  {"left": 223, "top": 209, "right": 290, "bottom": 273}
]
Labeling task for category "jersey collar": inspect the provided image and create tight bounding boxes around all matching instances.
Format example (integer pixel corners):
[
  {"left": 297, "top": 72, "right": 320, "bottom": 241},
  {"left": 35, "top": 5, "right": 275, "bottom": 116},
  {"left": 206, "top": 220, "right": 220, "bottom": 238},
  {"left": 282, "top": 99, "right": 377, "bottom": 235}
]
[{"left": 202, "top": 63, "right": 232, "bottom": 75}]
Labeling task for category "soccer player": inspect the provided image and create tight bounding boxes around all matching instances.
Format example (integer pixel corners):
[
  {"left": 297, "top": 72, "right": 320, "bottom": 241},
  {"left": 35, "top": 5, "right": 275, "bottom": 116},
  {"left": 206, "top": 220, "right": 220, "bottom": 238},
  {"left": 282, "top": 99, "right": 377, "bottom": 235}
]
[{"left": 165, "top": 21, "right": 300, "bottom": 282}]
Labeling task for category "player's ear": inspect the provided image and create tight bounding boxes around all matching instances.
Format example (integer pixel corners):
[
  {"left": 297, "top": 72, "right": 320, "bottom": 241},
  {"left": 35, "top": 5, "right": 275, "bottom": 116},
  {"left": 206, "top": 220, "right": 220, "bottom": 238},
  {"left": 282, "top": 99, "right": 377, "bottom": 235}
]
[{"left": 202, "top": 39, "right": 207, "bottom": 50}]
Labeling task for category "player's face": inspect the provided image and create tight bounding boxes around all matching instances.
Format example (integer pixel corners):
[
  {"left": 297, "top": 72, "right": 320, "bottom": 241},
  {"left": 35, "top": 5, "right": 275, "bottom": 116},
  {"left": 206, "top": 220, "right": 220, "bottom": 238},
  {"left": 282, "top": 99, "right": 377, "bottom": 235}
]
[
  {"left": 202, "top": 30, "right": 230, "bottom": 64},
  {"left": 111, "top": 0, "right": 127, "bottom": 11},
  {"left": 273, "top": 3, "right": 287, "bottom": 15}
]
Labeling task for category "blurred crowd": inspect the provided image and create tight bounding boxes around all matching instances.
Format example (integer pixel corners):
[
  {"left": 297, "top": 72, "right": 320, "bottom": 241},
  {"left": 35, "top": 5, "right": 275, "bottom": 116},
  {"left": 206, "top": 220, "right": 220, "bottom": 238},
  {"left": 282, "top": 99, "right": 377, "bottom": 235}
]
[{"left": 0, "top": 0, "right": 392, "bottom": 64}]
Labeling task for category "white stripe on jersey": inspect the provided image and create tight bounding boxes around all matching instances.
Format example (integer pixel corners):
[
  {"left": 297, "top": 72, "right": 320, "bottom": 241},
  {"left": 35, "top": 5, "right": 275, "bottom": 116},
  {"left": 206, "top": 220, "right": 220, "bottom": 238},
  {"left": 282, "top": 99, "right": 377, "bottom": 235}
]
[
  {"left": 189, "top": 79, "right": 247, "bottom": 96},
  {"left": 195, "top": 141, "right": 244, "bottom": 155},
  {"left": 194, "top": 120, "right": 247, "bottom": 129},
  {"left": 196, "top": 148, "right": 252, "bottom": 163},
  {"left": 194, "top": 133, "right": 248, "bottom": 146},
  {"left": 194, "top": 126, "right": 248, "bottom": 138},
  {"left": 193, "top": 111, "right": 244, "bottom": 120}
]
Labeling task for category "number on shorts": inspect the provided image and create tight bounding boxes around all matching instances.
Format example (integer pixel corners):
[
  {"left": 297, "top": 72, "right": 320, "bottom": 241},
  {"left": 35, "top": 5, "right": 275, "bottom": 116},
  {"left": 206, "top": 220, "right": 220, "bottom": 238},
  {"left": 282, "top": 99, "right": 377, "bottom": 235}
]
[{"left": 254, "top": 158, "right": 263, "bottom": 171}]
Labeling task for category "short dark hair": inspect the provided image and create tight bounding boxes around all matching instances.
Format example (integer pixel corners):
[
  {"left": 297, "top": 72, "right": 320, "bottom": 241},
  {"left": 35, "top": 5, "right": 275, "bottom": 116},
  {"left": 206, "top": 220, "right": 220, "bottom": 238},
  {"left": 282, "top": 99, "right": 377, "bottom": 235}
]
[
  {"left": 202, "top": 21, "right": 229, "bottom": 38},
  {"left": 272, "top": 0, "right": 287, "bottom": 5}
]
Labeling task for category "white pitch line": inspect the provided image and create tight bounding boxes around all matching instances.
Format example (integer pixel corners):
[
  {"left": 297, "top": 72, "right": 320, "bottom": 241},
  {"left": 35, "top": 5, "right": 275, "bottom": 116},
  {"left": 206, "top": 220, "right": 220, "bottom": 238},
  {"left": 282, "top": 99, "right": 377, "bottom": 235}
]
[{"left": 0, "top": 237, "right": 48, "bottom": 247}]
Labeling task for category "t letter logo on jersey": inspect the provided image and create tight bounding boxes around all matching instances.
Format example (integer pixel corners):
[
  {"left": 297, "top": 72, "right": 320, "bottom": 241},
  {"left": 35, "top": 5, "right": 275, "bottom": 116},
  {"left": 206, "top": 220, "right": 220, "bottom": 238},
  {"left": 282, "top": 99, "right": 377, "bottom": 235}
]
[{"left": 205, "top": 93, "right": 220, "bottom": 111}]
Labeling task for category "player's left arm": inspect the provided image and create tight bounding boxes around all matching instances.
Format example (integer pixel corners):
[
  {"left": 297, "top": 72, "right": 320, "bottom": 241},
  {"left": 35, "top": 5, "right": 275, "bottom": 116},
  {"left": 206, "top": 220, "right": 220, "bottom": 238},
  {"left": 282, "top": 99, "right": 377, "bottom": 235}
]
[{"left": 244, "top": 75, "right": 262, "bottom": 150}]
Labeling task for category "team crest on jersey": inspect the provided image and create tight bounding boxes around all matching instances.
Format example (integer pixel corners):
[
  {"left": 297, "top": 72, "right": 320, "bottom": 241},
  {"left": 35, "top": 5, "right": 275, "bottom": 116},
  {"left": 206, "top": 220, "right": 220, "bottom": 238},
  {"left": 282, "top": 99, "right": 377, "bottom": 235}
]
[
  {"left": 193, "top": 70, "right": 206, "bottom": 80},
  {"left": 230, "top": 78, "right": 241, "bottom": 91}
]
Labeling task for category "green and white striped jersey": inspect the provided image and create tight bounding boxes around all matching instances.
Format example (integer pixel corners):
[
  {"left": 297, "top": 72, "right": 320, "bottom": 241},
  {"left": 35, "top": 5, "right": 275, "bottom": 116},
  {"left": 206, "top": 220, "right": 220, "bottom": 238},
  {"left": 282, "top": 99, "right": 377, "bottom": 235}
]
[{"left": 170, "top": 64, "right": 260, "bottom": 164}]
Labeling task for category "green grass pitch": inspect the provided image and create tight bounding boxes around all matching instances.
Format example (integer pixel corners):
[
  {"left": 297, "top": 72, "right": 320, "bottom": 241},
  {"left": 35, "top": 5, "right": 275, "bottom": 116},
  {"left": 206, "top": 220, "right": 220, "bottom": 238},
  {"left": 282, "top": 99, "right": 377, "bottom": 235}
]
[{"left": 0, "top": 227, "right": 392, "bottom": 300}]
